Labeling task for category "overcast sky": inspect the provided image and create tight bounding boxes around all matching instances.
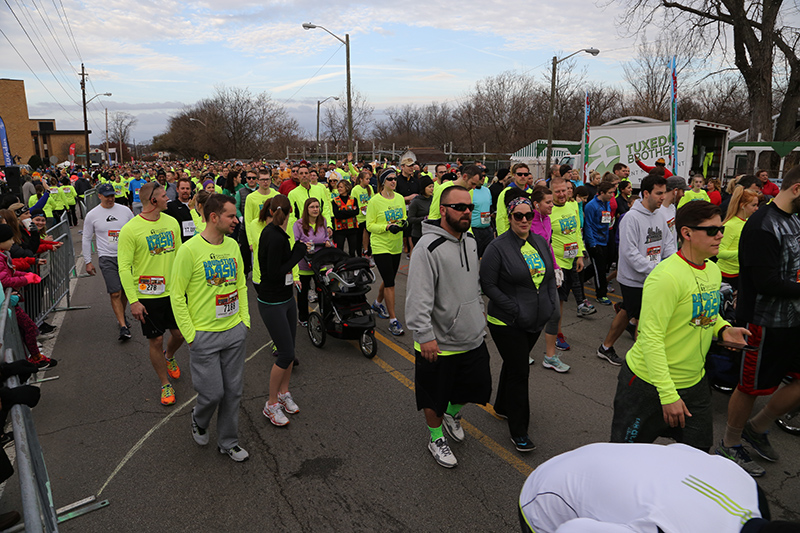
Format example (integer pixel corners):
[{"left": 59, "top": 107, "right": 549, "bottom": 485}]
[{"left": 2, "top": 0, "right": 778, "bottom": 147}]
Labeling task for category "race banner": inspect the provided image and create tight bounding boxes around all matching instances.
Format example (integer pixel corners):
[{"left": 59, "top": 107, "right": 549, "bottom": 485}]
[
  {"left": 670, "top": 56, "right": 678, "bottom": 176},
  {"left": 0, "top": 115, "right": 12, "bottom": 167},
  {"left": 583, "top": 91, "right": 590, "bottom": 182}
]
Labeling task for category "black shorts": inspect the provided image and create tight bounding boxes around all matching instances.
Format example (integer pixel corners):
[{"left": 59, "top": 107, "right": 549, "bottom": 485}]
[
  {"left": 139, "top": 296, "right": 179, "bottom": 339},
  {"left": 373, "top": 253, "right": 401, "bottom": 288},
  {"left": 619, "top": 283, "right": 643, "bottom": 319},
  {"left": 415, "top": 341, "right": 492, "bottom": 416},
  {"left": 610, "top": 361, "right": 713, "bottom": 451},
  {"left": 738, "top": 323, "right": 800, "bottom": 395}
]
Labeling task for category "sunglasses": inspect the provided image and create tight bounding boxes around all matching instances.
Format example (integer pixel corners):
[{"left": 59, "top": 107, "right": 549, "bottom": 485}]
[
  {"left": 687, "top": 225, "right": 725, "bottom": 236},
  {"left": 383, "top": 177, "right": 397, "bottom": 182},
  {"left": 516, "top": 172, "right": 531, "bottom": 177},
  {"left": 442, "top": 203, "right": 474, "bottom": 212},
  {"left": 512, "top": 211, "right": 534, "bottom": 222}
]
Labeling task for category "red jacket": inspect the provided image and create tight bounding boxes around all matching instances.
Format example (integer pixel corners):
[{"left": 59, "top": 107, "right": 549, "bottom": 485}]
[
  {"left": 635, "top": 160, "right": 673, "bottom": 178},
  {"left": 760, "top": 180, "right": 780, "bottom": 197}
]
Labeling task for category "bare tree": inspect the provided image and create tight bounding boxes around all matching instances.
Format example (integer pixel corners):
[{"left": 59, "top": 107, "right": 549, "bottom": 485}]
[
  {"left": 616, "top": 0, "right": 800, "bottom": 143},
  {"left": 321, "top": 88, "right": 374, "bottom": 147},
  {"left": 107, "top": 112, "right": 137, "bottom": 162}
]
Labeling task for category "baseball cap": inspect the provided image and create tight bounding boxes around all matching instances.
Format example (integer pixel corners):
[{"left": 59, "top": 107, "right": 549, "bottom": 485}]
[
  {"left": 400, "top": 157, "right": 414, "bottom": 166},
  {"left": 329, "top": 160, "right": 336, "bottom": 165},
  {"left": 97, "top": 183, "right": 116, "bottom": 196},
  {"left": 656, "top": 157, "right": 666, "bottom": 165},
  {"left": 666, "top": 176, "right": 689, "bottom": 191}
]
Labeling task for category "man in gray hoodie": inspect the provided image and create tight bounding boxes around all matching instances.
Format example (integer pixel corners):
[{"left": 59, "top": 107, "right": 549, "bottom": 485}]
[
  {"left": 596, "top": 174, "right": 676, "bottom": 365},
  {"left": 406, "top": 186, "right": 490, "bottom": 469}
]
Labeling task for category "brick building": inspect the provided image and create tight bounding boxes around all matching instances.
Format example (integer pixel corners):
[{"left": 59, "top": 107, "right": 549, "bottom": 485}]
[{"left": 0, "top": 78, "right": 90, "bottom": 167}]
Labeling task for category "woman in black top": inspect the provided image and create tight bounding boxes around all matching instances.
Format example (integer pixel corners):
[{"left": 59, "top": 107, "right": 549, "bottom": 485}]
[{"left": 257, "top": 194, "right": 308, "bottom": 427}]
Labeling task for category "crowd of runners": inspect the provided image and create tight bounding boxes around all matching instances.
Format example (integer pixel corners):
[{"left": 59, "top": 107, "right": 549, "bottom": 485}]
[{"left": 3, "top": 155, "right": 798, "bottom": 530}]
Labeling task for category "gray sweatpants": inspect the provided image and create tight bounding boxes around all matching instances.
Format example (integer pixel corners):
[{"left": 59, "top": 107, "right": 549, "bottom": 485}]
[{"left": 189, "top": 322, "right": 248, "bottom": 450}]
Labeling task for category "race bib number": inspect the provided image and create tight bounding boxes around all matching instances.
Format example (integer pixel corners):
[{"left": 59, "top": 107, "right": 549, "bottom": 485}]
[
  {"left": 480, "top": 212, "right": 491, "bottom": 225},
  {"left": 647, "top": 245, "right": 661, "bottom": 262},
  {"left": 215, "top": 291, "right": 239, "bottom": 318},
  {"left": 108, "top": 229, "right": 119, "bottom": 242},
  {"left": 138, "top": 276, "right": 165, "bottom": 295},
  {"left": 182, "top": 220, "right": 196, "bottom": 237},
  {"left": 285, "top": 273, "right": 294, "bottom": 286},
  {"left": 601, "top": 211, "right": 612, "bottom": 225},
  {"left": 564, "top": 242, "right": 579, "bottom": 259}
]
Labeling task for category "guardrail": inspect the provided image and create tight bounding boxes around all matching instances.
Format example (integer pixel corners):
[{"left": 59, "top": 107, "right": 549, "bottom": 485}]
[
  {"left": 1, "top": 294, "right": 108, "bottom": 532},
  {"left": 82, "top": 188, "right": 99, "bottom": 215},
  {"left": 19, "top": 213, "right": 89, "bottom": 327}
]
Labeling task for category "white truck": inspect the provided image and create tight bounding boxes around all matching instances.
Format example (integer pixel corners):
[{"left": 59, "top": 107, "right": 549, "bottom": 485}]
[{"left": 559, "top": 117, "right": 732, "bottom": 188}]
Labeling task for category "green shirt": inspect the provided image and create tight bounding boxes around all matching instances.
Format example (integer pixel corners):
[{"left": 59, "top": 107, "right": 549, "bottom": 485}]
[
  {"left": 677, "top": 189, "right": 711, "bottom": 208},
  {"left": 244, "top": 189, "right": 277, "bottom": 248},
  {"left": 352, "top": 184, "right": 373, "bottom": 224},
  {"left": 521, "top": 241, "right": 546, "bottom": 288},
  {"left": 428, "top": 181, "right": 454, "bottom": 221},
  {"left": 496, "top": 186, "right": 530, "bottom": 236},
  {"left": 117, "top": 214, "right": 182, "bottom": 303},
  {"left": 626, "top": 252, "right": 729, "bottom": 405},
  {"left": 366, "top": 192, "right": 406, "bottom": 255},
  {"left": 169, "top": 235, "right": 250, "bottom": 344},
  {"left": 550, "top": 202, "right": 586, "bottom": 269},
  {"left": 716, "top": 216, "right": 746, "bottom": 276},
  {"left": 287, "top": 184, "right": 333, "bottom": 239}
]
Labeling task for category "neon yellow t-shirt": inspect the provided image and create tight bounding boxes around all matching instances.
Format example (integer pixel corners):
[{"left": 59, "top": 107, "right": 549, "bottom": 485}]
[
  {"left": 60, "top": 185, "right": 77, "bottom": 206},
  {"left": 496, "top": 185, "right": 530, "bottom": 235},
  {"left": 28, "top": 194, "right": 53, "bottom": 218},
  {"left": 413, "top": 341, "right": 465, "bottom": 357},
  {"left": 113, "top": 181, "right": 126, "bottom": 199},
  {"left": 550, "top": 202, "right": 585, "bottom": 270},
  {"left": 716, "top": 216, "right": 746, "bottom": 276},
  {"left": 366, "top": 192, "right": 406, "bottom": 255},
  {"left": 287, "top": 184, "right": 332, "bottom": 239},
  {"left": 521, "top": 241, "right": 546, "bottom": 288},
  {"left": 169, "top": 234, "right": 250, "bottom": 344},
  {"left": 117, "top": 214, "right": 182, "bottom": 303},
  {"left": 250, "top": 218, "right": 269, "bottom": 285},
  {"left": 244, "top": 189, "right": 277, "bottom": 248},
  {"left": 190, "top": 208, "right": 206, "bottom": 235},
  {"left": 352, "top": 184, "right": 373, "bottom": 223},
  {"left": 428, "top": 181, "right": 454, "bottom": 220},
  {"left": 677, "top": 189, "right": 711, "bottom": 208},
  {"left": 625, "top": 252, "right": 729, "bottom": 405}
]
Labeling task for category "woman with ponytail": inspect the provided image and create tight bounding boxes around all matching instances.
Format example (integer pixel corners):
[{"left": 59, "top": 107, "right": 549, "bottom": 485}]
[{"left": 717, "top": 186, "right": 759, "bottom": 289}]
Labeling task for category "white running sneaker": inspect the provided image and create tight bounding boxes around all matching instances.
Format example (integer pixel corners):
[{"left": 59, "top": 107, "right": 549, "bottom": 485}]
[
  {"left": 278, "top": 391, "right": 300, "bottom": 414},
  {"left": 218, "top": 445, "right": 249, "bottom": 462},
  {"left": 428, "top": 437, "right": 458, "bottom": 468},
  {"left": 263, "top": 402, "right": 290, "bottom": 426},
  {"left": 442, "top": 413, "right": 465, "bottom": 443}
]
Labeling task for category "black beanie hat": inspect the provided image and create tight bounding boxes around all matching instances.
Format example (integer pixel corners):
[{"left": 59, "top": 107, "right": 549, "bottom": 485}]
[
  {"left": 418, "top": 176, "right": 434, "bottom": 192},
  {"left": 0, "top": 224, "right": 14, "bottom": 243}
]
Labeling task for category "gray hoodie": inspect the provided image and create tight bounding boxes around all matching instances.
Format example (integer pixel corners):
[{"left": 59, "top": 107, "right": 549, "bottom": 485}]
[
  {"left": 405, "top": 220, "right": 485, "bottom": 352},
  {"left": 617, "top": 199, "right": 677, "bottom": 288}
]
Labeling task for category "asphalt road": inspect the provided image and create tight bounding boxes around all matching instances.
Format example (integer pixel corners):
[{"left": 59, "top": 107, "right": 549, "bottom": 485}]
[{"left": 1, "top": 224, "right": 798, "bottom": 532}]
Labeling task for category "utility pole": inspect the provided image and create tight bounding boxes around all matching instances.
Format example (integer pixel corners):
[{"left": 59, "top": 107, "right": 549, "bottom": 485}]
[
  {"left": 105, "top": 108, "right": 109, "bottom": 166},
  {"left": 345, "top": 33, "right": 353, "bottom": 153},
  {"left": 80, "top": 63, "right": 89, "bottom": 168}
]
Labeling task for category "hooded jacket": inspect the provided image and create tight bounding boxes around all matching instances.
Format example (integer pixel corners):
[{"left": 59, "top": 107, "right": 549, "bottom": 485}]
[
  {"left": 617, "top": 199, "right": 677, "bottom": 288},
  {"left": 405, "top": 219, "right": 485, "bottom": 353},
  {"left": 479, "top": 230, "right": 557, "bottom": 333},
  {"left": 530, "top": 210, "right": 558, "bottom": 268}
]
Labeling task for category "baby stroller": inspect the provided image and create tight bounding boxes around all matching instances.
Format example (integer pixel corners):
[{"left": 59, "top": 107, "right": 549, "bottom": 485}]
[
  {"left": 305, "top": 247, "right": 378, "bottom": 358},
  {"left": 707, "top": 282, "right": 739, "bottom": 393}
]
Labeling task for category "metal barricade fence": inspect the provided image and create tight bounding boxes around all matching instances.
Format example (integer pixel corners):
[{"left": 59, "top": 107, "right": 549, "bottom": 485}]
[
  {"left": 0, "top": 290, "right": 108, "bottom": 532},
  {"left": 82, "top": 188, "right": 99, "bottom": 215},
  {"left": 19, "top": 213, "right": 87, "bottom": 327}
]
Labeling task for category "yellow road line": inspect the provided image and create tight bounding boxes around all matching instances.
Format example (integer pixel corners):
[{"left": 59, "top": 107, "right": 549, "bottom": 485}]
[
  {"left": 583, "top": 286, "right": 623, "bottom": 301},
  {"left": 371, "top": 332, "right": 532, "bottom": 476}
]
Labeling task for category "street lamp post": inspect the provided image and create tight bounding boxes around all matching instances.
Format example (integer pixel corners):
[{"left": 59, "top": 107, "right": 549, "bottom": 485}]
[
  {"left": 188, "top": 117, "right": 207, "bottom": 127},
  {"left": 545, "top": 48, "right": 600, "bottom": 177},
  {"left": 81, "top": 84, "right": 111, "bottom": 168},
  {"left": 303, "top": 23, "right": 353, "bottom": 152},
  {"left": 316, "top": 96, "right": 339, "bottom": 157}
]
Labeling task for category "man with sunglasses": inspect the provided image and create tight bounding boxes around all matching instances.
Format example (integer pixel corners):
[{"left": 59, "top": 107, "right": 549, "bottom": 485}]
[
  {"left": 166, "top": 177, "right": 196, "bottom": 243},
  {"left": 610, "top": 200, "right": 749, "bottom": 450},
  {"left": 495, "top": 163, "right": 532, "bottom": 235},
  {"left": 118, "top": 182, "right": 186, "bottom": 406},
  {"left": 244, "top": 167, "right": 278, "bottom": 251},
  {"left": 235, "top": 170, "right": 259, "bottom": 275},
  {"left": 717, "top": 164, "right": 800, "bottom": 477},
  {"left": 427, "top": 165, "right": 485, "bottom": 222},
  {"left": 406, "top": 185, "right": 490, "bottom": 468}
]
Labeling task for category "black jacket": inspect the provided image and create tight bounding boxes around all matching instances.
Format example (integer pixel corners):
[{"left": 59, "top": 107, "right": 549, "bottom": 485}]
[
  {"left": 257, "top": 224, "right": 306, "bottom": 304},
  {"left": 479, "top": 230, "right": 557, "bottom": 333},
  {"left": 165, "top": 201, "right": 194, "bottom": 242}
]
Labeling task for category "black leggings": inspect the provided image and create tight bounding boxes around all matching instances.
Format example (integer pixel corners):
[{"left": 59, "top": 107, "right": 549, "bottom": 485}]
[
  {"left": 373, "top": 253, "right": 401, "bottom": 288},
  {"left": 258, "top": 299, "right": 297, "bottom": 370},
  {"left": 333, "top": 229, "right": 358, "bottom": 257},
  {"left": 296, "top": 274, "right": 313, "bottom": 322}
]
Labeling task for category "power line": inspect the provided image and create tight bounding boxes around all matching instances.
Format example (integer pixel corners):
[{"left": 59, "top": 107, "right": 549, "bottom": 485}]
[
  {"left": 53, "top": 0, "right": 82, "bottom": 61},
  {"left": 3, "top": 0, "right": 82, "bottom": 106},
  {"left": 9, "top": 0, "right": 74, "bottom": 89},
  {"left": 28, "top": 0, "right": 76, "bottom": 69},
  {"left": 282, "top": 43, "right": 344, "bottom": 104},
  {"left": 0, "top": 26, "right": 78, "bottom": 120}
]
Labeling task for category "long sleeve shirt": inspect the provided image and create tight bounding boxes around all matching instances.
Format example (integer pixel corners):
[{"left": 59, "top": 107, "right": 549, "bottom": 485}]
[{"left": 583, "top": 196, "right": 611, "bottom": 247}]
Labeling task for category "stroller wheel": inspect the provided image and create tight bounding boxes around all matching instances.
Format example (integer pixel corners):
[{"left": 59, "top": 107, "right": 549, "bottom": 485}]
[
  {"left": 360, "top": 330, "right": 377, "bottom": 359},
  {"left": 308, "top": 312, "right": 326, "bottom": 348}
]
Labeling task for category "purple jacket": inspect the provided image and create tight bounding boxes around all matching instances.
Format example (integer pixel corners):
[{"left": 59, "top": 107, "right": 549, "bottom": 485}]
[
  {"left": 292, "top": 219, "right": 330, "bottom": 271},
  {"left": 530, "top": 210, "right": 559, "bottom": 269}
]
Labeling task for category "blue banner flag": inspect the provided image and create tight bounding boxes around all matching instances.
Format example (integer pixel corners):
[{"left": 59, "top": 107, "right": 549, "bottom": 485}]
[{"left": 0, "top": 115, "right": 12, "bottom": 166}]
